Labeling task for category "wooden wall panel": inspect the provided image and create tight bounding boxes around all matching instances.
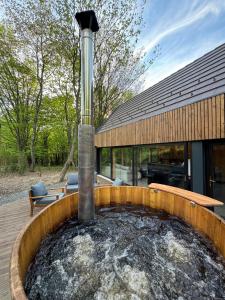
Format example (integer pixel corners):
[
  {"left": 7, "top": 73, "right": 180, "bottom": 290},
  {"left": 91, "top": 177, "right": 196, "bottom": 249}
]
[
  {"left": 204, "top": 99, "right": 209, "bottom": 139},
  {"left": 216, "top": 95, "right": 221, "bottom": 138},
  {"left": 221, "top": 94, "right": 225, "bottom": 138},
  {"left": 208, "top": 98, "right": 213, "bottom": 139},
  {"left": 188, "top": 104, "right": 192, "bottom": 141},
  {"left": 95, "top": 94, "right": 225, "bottom": 147},
  {"left": 212, "top": 96, "right": 216, "bottom": 138}
]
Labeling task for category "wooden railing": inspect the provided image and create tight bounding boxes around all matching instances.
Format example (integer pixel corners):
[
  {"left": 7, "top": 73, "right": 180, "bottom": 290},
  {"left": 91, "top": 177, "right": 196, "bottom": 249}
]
[{"left": 10, "top": 185, "right": 224, "bottom": 299}]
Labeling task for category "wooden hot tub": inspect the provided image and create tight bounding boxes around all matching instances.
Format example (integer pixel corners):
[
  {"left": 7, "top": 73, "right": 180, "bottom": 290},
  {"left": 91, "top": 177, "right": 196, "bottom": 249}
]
[{"left": 10, "top": 184, "right": 225, "bottom": 299}]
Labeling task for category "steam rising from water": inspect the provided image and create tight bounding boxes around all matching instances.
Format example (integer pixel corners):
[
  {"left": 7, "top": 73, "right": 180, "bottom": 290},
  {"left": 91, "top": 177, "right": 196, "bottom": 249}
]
[{"left": 25, "top": 206, "right": 225, "bottom": 299}]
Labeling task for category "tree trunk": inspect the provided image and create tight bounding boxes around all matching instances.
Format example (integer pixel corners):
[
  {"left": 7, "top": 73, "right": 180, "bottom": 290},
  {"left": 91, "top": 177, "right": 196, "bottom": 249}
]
[
  {"left": 30, "top": 104, "right": 40, "bottom": 172},
  {"left": 59, "top": 126, "right": 77, "bottom": 182},
  {"left": 18, "top": 149, "right": 28, "bottom": 175},
  {"left": 30, "top": 134, "right": 36, "bottom": 172}
]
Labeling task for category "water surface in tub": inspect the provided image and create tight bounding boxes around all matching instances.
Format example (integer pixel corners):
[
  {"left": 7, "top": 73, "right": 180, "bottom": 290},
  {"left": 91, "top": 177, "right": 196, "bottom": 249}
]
[{"left": 25, "top": 206, "right": 225, "bottom": 299}]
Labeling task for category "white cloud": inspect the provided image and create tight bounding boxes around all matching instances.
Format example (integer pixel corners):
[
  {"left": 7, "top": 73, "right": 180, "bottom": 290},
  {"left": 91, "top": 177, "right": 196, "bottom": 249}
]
[
  {"left": 141, "top": 37, "right": 225, "bottom": 90},
  {"left": 134, "top": 0, "right": 225, "bottom": 91},
  {"left": 138, "top": 0, "right": 225, "bottom": 54},
  {"left": 142, "top": 59, "right": 192, "bottom": 89}
]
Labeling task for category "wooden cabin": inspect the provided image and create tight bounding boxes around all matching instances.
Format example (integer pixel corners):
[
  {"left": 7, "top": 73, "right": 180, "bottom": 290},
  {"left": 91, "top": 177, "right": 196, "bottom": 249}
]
[{"left": 95, "top": 43, "right": 225, "bottom": 218}]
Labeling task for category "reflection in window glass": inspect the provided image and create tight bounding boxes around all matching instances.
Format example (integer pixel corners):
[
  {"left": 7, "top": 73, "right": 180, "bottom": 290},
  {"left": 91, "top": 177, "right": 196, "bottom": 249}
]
[
  {"left": 100, "top": 148, "right": 111, "bottom": 178},
  {"left": 137, "top": 144, "right": 186, "bottom": 188},
  {"left": 151, "top": 148, "right": 158, "bottom": 163},
  {"left": 112, "top": 147, "right": 133, "bottom": 185}
]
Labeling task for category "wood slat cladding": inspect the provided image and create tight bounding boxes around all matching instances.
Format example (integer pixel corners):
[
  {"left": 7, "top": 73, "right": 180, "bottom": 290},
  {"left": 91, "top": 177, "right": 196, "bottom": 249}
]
[{"left": 95, "top": 94, "right": 225, "bottom": 147}]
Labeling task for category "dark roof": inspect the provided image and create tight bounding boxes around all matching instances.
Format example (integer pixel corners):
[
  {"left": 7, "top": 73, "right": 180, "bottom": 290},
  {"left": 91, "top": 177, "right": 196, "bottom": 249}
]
[{"left": 97, "top": 43, "right": 225, "bottom": 133}]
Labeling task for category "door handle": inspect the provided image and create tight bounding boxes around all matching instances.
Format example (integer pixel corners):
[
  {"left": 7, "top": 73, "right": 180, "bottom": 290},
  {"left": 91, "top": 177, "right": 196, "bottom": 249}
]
[
  {"left": 209, "top": 177, "right": 216, "bottom": 188},
  {"left": 209, "top": 179, "right": 216, "bottom": 183}
]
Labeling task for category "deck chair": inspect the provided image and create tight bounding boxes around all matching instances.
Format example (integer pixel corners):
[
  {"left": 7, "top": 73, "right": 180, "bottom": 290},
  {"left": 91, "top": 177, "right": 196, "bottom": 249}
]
[
  {"left": 29, "top": 182, "right": 65, "bottom": 216},
  {"left": 65, "top": 173, "right": 79, "bottom": 194},
  {"left": 112, "top": 178, "right": 124, "bottom": 186},
  {"left": 65, "top": 171, "right": 98, "bottom": 194}
]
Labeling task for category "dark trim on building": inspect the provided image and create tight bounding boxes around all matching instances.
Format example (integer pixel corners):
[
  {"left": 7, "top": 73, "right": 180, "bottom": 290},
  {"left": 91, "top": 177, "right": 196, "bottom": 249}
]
[
  {"left": 191, "top": 142, "right": 205, "bottom": 194},
  {"left": 110, "top": 148, "right": 113, "bottom": 180},
  {"left": 96, "top": 147, "right": 101, "bottom": 173}
]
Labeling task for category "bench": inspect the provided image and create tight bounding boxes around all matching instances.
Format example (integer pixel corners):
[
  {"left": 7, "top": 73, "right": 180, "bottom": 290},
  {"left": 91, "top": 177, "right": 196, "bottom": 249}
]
[{"left": 149, "top": 183, "right": 223, "bottom": 208}]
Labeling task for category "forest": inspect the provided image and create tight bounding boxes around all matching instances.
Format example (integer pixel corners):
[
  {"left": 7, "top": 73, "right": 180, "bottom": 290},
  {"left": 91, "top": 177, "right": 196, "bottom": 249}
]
[{"left": 0, "top": 0, "right": 155, "bottom": 179}]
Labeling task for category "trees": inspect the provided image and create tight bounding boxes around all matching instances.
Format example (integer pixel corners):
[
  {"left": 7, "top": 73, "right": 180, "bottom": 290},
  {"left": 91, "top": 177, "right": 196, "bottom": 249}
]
[
  {"left": 51, "top": 0, "right": 153, "bottom": 180},
  {"left": 0, "top": 0, "right": 155, "bottom": 177},
  {"left": 37, "top": 95, "right": 75, "bottom": 166},
  {"left": 4, "top": 0, "right": 58, "bottom": 171},
  {"left": 0, "top": 25, "right": 37, "bottom": 173},
  {"left": 52, "top": 0, "right": 152, "bottom": 126},
  {"left": 93, "top": 0, "right": 148, "bottom": 127}
]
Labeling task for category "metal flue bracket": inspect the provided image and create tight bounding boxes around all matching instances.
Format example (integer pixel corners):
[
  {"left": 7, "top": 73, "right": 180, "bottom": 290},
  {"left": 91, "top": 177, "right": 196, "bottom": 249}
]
[{"left": 75, "top": 11, "right": 99, "bottom": 222}]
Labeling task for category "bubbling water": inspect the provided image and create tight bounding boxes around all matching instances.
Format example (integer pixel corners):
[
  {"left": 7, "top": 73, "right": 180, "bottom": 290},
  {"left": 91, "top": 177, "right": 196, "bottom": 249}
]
[{"left": 25, "top": 206, "right": 225, "bottom": 299}]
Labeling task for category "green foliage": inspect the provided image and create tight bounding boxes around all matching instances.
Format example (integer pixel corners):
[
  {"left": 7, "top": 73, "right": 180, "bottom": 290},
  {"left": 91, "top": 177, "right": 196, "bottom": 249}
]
[{"left": 0, "top": 0, "right": 154, "bottom": 174}]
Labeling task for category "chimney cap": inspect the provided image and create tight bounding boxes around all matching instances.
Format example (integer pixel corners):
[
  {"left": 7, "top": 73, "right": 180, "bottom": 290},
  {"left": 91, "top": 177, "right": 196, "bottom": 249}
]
[{"left": 75, "top": 10, "right": 99, "bottom": 32}]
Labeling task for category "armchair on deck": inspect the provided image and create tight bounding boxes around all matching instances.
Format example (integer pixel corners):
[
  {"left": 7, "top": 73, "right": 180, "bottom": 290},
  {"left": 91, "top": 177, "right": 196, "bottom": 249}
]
[
  {"left": 112, "top": 178, "right": 124, "bottom": 186},
  {"left": 29, "top": 182, "right": 65, "bottom": 216},
  {"left": 65, "top": 173, "right": 79, "bottom": 194},
  {"left": 65, "top": 171, "right": 98, "bottom": 194}
]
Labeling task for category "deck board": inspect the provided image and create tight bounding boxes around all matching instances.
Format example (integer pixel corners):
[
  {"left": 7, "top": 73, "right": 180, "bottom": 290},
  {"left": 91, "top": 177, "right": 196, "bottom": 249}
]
[{"left": 0, "top": 198, "right": 43, "bottom": 299}]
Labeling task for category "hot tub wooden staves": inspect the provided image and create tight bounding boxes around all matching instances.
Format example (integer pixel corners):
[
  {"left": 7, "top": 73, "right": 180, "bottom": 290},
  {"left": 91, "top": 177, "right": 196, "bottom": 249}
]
[{"left": 10, "top": 184, "right": 224, "bottom": 299}]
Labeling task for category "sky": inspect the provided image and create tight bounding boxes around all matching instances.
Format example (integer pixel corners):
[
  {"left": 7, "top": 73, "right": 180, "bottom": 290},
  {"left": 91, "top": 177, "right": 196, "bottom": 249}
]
[{"left": 138, "top": 0, "right": 225, "bottom": 90}]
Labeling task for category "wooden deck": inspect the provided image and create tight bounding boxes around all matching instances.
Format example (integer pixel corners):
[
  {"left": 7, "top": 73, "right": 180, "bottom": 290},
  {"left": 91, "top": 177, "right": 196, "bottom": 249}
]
[{"left": 0, "top": 198, "right": 42, "bottom": 300}]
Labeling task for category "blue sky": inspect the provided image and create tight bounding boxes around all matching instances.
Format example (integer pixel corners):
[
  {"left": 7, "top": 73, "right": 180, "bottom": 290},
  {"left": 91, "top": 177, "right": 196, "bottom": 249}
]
[{"left": 138, "top": 0, "right": 225, "bottom": 90}]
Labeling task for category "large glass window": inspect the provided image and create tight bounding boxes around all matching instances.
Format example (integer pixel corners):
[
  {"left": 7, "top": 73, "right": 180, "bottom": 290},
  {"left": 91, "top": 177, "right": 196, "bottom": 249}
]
[
  {"left": 99, "top": 143, "right": 187, "bottom": 188},
  {"left": 112, "top": 147, "right": 133, "bottom": 185},
  {"left": 207, "top": 142, "right": 225, "bottom": 218},
  {"left": 136, "top": 144, "right": 186, "bottom": 188},
  {"left": 100, "top": 148, "right": 111, "bottom": 178}
]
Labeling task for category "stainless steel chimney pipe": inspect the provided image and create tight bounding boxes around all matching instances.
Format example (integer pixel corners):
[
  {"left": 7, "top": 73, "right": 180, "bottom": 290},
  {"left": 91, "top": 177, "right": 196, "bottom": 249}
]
[
  {"left": 75, "top": 11, "right": 99, "bottom": 222},
  {"left": 80, "top": 28, "right": 93, "bottom": 125}
]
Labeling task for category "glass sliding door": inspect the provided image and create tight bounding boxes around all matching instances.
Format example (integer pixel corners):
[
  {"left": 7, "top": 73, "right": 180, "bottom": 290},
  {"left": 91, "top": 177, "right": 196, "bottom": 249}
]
[
  {"left": 112, "top": 147, "right": 133, "bottom": 185},
  {"left": 207, "top": 142, "right": 225, "bottom": 218},
  {"left": 135, "top": 146, "right": 151, "bottom": 186},
  {"left": 135, "top": 143, "right": 187, "bottom": 188},
  {"left": 100, "top": 148, "right": 111, "bottom": 178}
]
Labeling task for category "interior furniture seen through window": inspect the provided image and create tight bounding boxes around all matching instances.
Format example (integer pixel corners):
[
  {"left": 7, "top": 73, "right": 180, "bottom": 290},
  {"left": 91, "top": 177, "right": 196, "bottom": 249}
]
[
  {"left": 136, "top": 144, "right": 186, "bottom": 188},
  {"left": 100, "top": 148, "right": 111, "bottom": 178},
  {"left": 112, "top": 147, "right": 133, "bottom": 185}
]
